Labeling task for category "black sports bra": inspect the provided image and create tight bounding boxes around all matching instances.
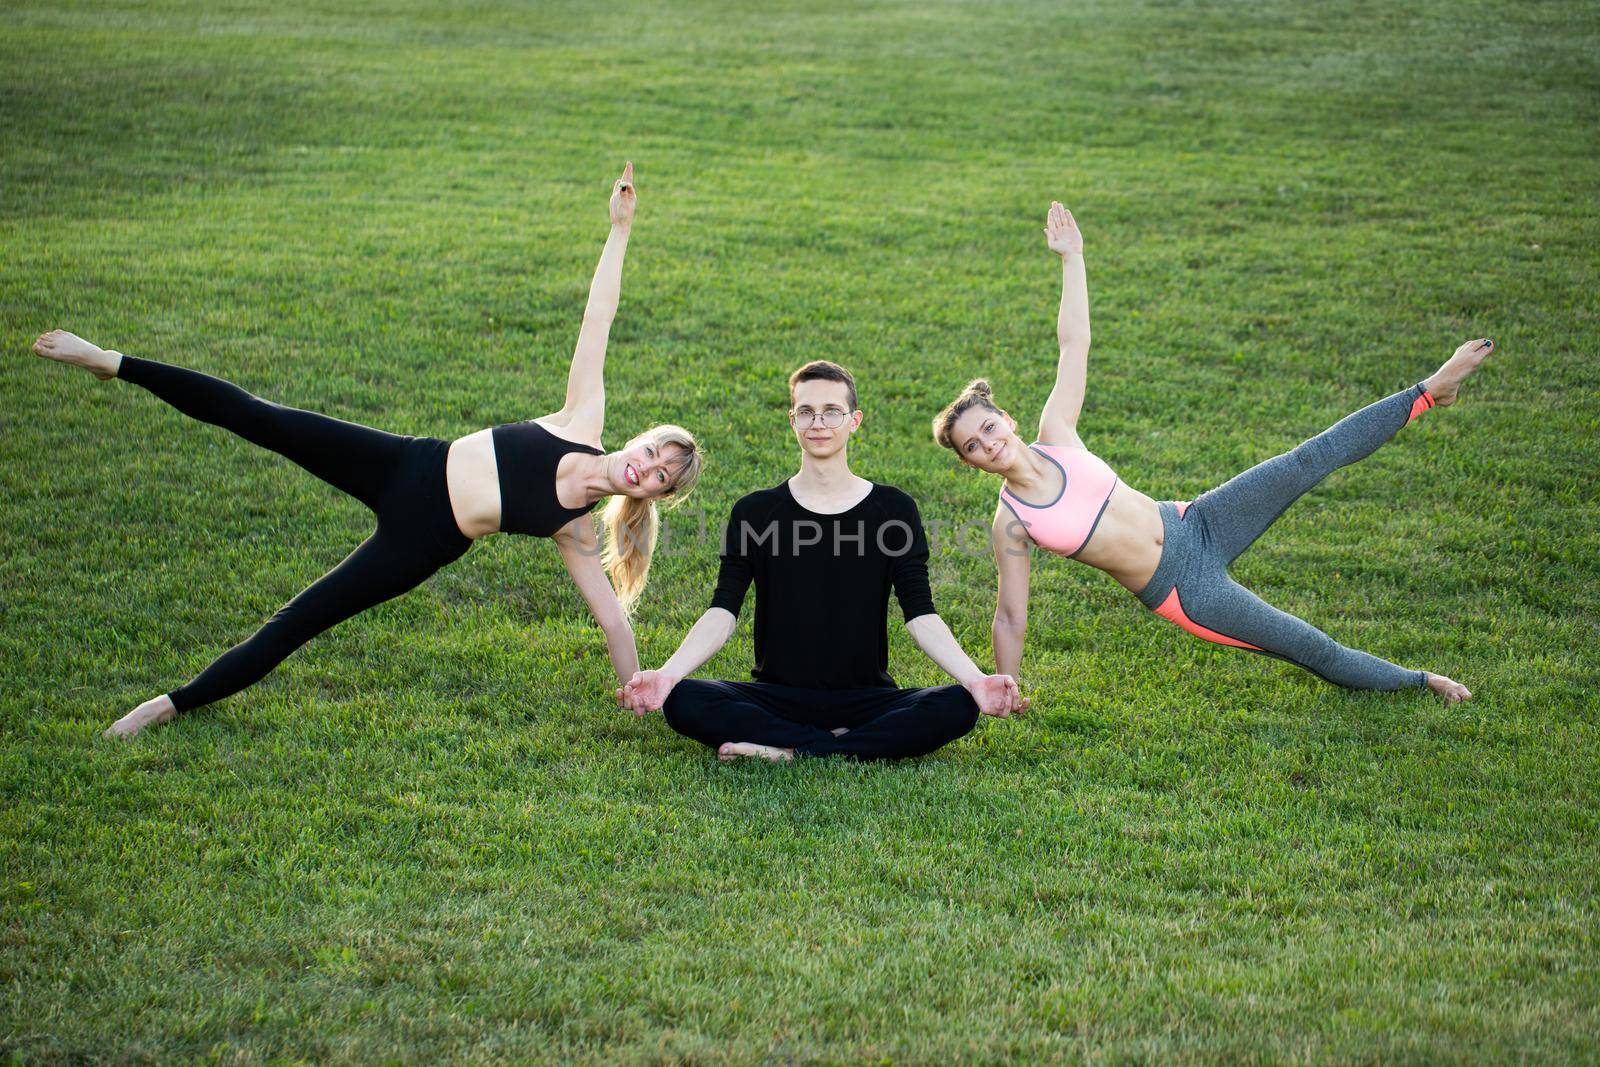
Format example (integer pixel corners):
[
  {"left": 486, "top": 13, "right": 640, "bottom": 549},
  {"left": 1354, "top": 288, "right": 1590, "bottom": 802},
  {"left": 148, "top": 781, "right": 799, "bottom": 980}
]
[{"left": 490, "top": 421, "right": 604, "bottom": 537}]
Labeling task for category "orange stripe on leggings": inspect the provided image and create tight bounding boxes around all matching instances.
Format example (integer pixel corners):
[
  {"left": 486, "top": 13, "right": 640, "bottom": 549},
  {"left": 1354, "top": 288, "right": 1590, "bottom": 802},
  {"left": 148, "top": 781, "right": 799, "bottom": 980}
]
[
  {"left": 1407, "top": 389, "right": 1436, "bottom": 423},
  {"left": 1153, "top": 587, "right": 1264, "bottom": 651}
]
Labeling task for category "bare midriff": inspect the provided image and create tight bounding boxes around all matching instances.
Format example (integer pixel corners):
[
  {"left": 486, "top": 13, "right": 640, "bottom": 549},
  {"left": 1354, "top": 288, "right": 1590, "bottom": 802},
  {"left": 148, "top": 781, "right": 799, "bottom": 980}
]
[
  {"left": 1070, "top": 480, "right": 1165, "bottom": 594},
  {"left": 445, "top": 428, "right": 502, "bottom": 540}
]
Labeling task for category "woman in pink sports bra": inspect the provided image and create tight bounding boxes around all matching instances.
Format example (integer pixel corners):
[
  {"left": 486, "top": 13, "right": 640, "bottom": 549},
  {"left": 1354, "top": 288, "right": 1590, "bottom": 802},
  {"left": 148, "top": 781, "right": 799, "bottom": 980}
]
[{"left": 932, "top": 201, "right": 1493, "bottom": 702}]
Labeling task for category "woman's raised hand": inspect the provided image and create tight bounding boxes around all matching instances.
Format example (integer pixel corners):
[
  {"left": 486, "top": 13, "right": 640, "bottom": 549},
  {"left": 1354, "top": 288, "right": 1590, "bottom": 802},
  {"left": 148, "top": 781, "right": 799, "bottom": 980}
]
[
  {"left": 609, "top": 162, "right": 636, "bottom": 228},
  {"left": 1044, "top": 200, "right": 1082, "bottom": 257}
]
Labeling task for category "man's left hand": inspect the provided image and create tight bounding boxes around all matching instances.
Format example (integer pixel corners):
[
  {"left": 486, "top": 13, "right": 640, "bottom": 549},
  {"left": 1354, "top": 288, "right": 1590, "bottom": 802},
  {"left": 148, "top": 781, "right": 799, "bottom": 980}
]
[{"left": 965, "top": 674, "right": 1027, "bottom": 718}]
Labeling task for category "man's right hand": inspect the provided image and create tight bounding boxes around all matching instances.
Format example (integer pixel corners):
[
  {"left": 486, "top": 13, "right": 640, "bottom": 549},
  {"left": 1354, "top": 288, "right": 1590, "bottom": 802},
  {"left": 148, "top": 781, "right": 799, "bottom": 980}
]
[{"left": 616, "top": 669, "right": 679, "bottom": 716}]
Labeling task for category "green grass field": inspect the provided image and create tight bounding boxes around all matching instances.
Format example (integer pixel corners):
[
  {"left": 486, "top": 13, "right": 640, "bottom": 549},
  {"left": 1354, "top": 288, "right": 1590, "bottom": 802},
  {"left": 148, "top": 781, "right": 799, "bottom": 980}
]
[{"left": 4, "top": 0, "right": 1598, "bottom": 1062}]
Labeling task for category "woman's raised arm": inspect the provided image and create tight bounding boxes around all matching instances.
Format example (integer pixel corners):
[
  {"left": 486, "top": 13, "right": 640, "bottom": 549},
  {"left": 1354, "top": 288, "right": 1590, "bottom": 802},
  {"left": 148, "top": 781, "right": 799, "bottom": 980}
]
[
  {"left": 1036, "top": 201, "right": 1090, "bottom": 447},
  {"left": 549, "top": 163, "right": 636, "bottom": 445}
]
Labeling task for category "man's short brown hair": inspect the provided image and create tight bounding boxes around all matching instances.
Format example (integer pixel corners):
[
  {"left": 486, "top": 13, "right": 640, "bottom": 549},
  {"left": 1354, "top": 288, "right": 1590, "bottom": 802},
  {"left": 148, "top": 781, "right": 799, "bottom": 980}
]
[{"left": 787, "top": 360, "right": 858, "bottom": 411}]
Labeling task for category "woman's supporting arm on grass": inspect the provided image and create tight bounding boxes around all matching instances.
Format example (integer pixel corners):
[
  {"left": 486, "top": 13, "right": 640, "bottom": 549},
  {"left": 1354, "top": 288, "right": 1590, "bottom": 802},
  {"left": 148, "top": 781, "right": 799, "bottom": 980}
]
[
  {"left": 615, "top": 607, "right": 739, "bottom": 715},
  {"left": 1037, "top": 201, "right": 1090, "bottom": 447},
  {"left": 549, "top": 163, "right": 635, "bottom": 444},
  {"left": 553, "top": 518, "right": 639, "bottom": 683},
  {"left": 991, "top": 505, "right": 1032, "bottom": 680},
  {"left": 904, "top": 613, "right": 1027, "bottom": 718}
]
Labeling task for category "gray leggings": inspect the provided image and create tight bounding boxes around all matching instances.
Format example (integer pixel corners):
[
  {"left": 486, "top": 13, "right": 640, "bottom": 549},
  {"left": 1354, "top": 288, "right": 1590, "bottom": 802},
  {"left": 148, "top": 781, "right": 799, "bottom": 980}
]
[{"left": 1134, "top": 384, "right": 1435, "bottom": 691}]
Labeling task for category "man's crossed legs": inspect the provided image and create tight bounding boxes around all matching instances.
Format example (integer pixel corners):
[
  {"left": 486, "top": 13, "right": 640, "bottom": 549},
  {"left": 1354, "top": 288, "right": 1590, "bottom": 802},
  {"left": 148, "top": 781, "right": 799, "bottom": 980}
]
[{"left": 663, "top": 680, "right": 979, "bottom": 762}]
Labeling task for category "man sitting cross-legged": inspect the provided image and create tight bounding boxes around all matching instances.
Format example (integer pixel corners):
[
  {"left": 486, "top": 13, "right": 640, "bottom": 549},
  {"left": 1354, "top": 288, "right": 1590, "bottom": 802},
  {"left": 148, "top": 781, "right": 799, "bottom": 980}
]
[{"left": 617, "top": 360, "right": 1025, "bottom": 762}]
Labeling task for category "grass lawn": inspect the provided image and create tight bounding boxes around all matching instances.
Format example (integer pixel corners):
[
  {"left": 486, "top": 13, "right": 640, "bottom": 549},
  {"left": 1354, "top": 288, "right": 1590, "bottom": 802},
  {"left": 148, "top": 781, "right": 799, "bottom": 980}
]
[{"left": 3, "top": 0, "right": 1598, "bottom": 1061}]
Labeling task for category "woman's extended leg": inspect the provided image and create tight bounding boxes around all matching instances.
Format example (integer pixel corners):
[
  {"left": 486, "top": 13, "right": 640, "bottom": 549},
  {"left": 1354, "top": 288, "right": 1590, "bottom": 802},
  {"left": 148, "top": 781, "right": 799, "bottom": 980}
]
[
  {"left": 32, "top": 331, "right": 471, "bottom": 736},
  {"left": 105, "top": 521, "right": 466, "bottom": 736},
  {"left": 1141, "top": 505, "right": 1473, "bottom": 701},
  {"left": 34, "top": 331, "right": 409, "bottom": 508},
  {"left": 1197, "top": 339, "right": 1494, "bottom": 563},
  {"left": 1162, "top": 569, "right": 1437, "bottom": 692}
]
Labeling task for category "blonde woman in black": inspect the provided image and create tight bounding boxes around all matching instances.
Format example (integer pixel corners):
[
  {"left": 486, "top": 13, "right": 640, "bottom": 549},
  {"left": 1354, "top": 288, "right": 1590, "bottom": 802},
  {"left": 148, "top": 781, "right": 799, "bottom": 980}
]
[{"left": 33, "top": 164, "right": 702, "bottom": 738}]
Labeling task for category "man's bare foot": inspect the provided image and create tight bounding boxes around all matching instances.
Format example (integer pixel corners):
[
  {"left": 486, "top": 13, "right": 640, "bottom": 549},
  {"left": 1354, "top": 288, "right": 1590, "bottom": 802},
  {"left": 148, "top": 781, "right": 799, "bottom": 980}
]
[
  {"left": 1425, "top": 673, "right": 1472, "bottom": 704},
  {"left": 32, "top": 330, "right": 121, "bottom": 380},
  {"left": 104, "top": 694, "right": 176, "bottom": 739},
  {"left": 1422, "top": 338, "right": 1494, "bottom": 407},
  {"left": 717, "top": 742, "right": 794, "bottom": 763}
]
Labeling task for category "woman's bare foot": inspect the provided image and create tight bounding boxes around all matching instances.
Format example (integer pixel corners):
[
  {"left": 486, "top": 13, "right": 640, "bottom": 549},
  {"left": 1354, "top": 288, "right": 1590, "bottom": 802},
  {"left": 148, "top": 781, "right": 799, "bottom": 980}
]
[
  {"left": 32, "top": 330, "right": 121, "bottom": 380},
  {"left": 717, "top": 742, "right": 794, "bottom": 763},
  {"left": 1425, "top": 673, "right": 1472, "bottom": 704},
  {"left": 104, "top": 694, "right": 176, "bottom": 739},
  {"left": 1422, "top": 338, "right": 1494, "bottom": 407}
]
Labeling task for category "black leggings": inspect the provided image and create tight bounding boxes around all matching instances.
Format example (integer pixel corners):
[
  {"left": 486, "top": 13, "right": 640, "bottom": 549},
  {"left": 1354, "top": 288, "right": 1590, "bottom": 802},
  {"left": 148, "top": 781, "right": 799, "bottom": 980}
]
[
  {"left": 663, "top": 679, "right": 979, "bottom": 761},
  {"left": 117, "top": 356, "right": 472, "bottom": 712}
]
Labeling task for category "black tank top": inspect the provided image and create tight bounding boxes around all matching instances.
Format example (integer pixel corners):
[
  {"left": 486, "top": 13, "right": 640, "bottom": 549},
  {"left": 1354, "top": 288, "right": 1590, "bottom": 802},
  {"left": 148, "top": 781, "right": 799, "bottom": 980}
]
[{"left": 490, "top": 421, "right": 605, "bottom": 537}]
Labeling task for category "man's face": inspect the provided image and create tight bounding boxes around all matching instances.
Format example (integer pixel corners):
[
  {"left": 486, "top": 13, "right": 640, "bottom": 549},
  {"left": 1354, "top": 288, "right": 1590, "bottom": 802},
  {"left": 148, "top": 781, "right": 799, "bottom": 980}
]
[{"left": 789, "top": 379, "right": 861, "bottom": 460}]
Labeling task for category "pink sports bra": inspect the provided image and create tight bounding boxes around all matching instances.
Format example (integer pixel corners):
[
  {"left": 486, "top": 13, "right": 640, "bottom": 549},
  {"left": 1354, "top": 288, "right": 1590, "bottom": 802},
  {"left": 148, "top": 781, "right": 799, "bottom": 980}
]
[{"left": 999, "top": 442, "right": 1120, "bottom": 558}]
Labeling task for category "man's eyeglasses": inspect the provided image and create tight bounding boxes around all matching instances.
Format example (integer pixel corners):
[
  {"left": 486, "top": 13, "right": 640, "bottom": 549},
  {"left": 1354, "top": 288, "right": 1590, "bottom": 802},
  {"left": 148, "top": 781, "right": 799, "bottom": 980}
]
[{"left": 790, "top": 407, "right": 850, "bottom": 429}]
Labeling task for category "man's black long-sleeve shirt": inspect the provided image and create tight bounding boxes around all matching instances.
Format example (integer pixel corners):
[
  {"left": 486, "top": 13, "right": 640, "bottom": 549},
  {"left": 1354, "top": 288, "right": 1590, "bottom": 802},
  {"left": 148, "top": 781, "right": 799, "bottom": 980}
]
[{"left": 709, "top": 481, "right": 938, "bottom": 690}]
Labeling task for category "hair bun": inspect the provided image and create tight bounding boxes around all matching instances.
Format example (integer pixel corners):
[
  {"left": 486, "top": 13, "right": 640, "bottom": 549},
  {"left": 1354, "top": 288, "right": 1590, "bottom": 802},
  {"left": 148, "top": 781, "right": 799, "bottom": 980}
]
[{"left": 933, "top": 378, "right": 1002, "bottom": 452}]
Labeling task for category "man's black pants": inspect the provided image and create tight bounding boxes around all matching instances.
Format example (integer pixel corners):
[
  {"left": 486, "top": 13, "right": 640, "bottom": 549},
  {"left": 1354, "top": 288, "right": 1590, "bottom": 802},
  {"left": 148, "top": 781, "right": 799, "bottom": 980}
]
[{"left": 663, "top": 680, "right": 979, "bottom": 761}]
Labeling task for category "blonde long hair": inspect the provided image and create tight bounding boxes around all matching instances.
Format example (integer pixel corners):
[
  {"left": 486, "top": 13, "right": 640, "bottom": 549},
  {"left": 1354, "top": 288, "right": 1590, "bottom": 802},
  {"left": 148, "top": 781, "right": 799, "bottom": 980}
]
[{"left": 600, "top": 424, "right": 704, "bottom": 613}]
